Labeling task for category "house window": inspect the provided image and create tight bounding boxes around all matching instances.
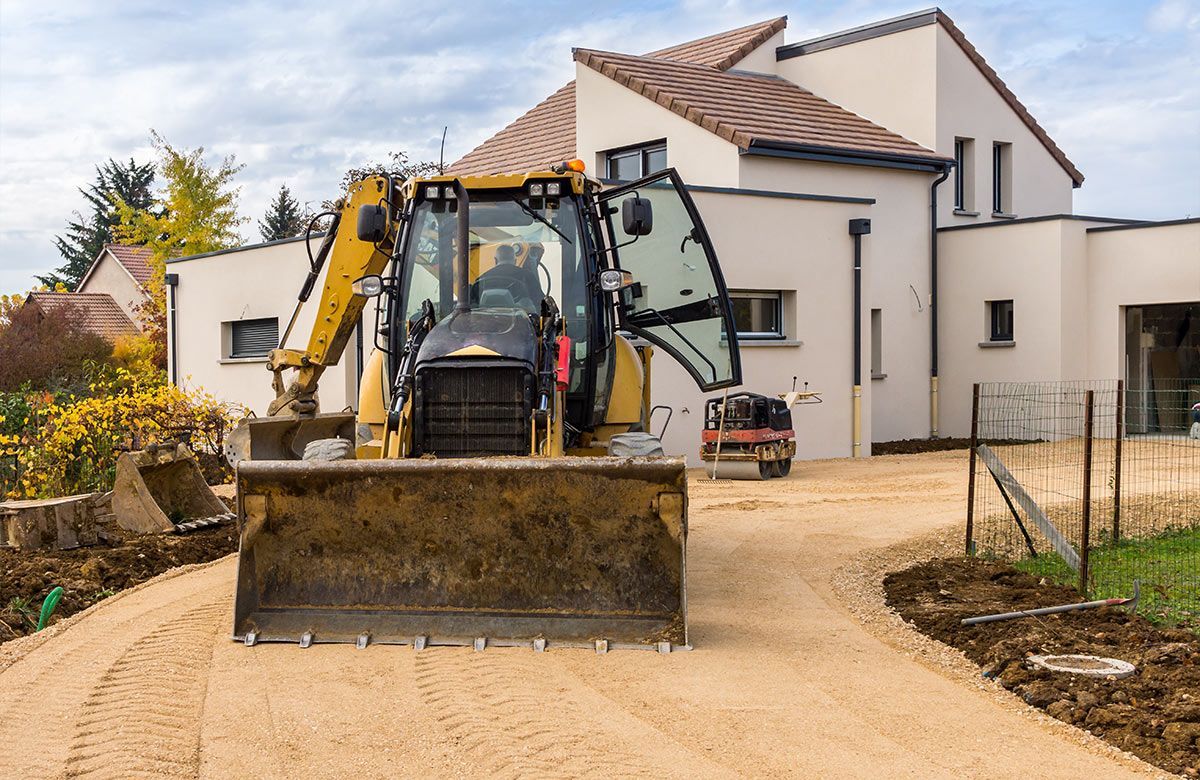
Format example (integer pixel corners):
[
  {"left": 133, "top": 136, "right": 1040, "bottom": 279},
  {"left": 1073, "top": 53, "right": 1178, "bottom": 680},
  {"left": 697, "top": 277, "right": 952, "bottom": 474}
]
[
  {"left": 605, "top": 141, "right": 667, "bottom": 181},
  {"left": 228, "top": 317, "right": 279, "bottom": 358},
  {"left": 730, "top": 290, "right": 784, "bottom": 339},
  {"left": 992, "top": 142, "right": 1012, "bottom": 214},
  {"left": 989, "top": 300, "right": 1014, "bottom": 342},
  {"left": 870, "top": 308, "right": 883, "bottom": 378},
  {"left": 953, "top": 137, "right": 974, "bottom": 211}
]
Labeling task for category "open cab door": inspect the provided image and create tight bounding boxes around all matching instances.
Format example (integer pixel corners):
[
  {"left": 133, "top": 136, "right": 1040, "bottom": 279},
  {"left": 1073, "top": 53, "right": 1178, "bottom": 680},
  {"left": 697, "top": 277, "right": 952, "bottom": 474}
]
[{"left": 599, "top": 169, "right": 741, "bottom": 391}]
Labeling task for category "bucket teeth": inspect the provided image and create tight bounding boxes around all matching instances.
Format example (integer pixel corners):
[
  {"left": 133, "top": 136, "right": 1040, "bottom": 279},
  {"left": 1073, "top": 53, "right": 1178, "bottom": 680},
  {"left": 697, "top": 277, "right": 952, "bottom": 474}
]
[
  {"left": 473, "top": 637, "right": 487, "bottom": 652},
  {"left": 414, "top": 635, "right": 428, "bottom": 651},
  {"left": 533, "top": 638, "right": 547, "bottom": 653},
  {"left": 299, "top": 632, "right": 314, "bottom": 648}
]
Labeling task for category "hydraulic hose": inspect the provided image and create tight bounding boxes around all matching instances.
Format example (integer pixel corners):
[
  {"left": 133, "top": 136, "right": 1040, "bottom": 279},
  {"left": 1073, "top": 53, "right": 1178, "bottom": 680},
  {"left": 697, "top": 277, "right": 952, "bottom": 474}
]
[{"left": 37, "top": 586, "right": 64, "bottom": 631}]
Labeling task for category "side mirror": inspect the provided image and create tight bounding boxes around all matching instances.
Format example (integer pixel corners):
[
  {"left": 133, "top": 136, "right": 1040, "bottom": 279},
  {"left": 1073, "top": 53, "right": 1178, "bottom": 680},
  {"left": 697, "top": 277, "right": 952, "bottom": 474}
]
[
  {"left": 622, "top": 196, "right": 653, "bottom": 236},
  {"left": 357, "top": 204, "right": 388, "bottom": 243}
]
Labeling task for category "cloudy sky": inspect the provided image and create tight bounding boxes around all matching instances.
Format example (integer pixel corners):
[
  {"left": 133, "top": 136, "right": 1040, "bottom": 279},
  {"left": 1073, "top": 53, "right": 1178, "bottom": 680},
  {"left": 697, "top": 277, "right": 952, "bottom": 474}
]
[{"left": 0, "top": 0, "right": 1196, "bottom": 292}]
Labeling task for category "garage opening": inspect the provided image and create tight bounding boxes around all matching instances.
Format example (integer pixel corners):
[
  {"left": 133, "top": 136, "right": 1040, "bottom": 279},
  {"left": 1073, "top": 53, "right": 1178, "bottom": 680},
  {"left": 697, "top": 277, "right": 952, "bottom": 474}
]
[{"left": 1124, "top": 303, "right": 1200, "bottom": 433}]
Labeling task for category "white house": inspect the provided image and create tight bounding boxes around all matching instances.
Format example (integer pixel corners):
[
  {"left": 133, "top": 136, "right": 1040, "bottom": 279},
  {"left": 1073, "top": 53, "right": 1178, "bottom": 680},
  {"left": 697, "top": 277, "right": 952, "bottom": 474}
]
[{"left": 166, "top": 9, "right": 1200, "bottom": 462}]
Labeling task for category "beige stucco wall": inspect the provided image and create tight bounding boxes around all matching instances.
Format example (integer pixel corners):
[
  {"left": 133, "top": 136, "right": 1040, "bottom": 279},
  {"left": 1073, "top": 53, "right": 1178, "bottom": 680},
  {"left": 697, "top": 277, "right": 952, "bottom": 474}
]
[
  {"left": 933, "top": 25, "right": 1074, "bottom": 225},
  {"left": 776, "top": 24, "right": 938, "bottom": 152},
  {"left": 167, "top": 239, "right": 364, "bottom": 415},
  {"left": 1085, "top": 221, "right": 1200, "bottom": 379},
  {"left": 573, "top": 64, "right": 741, "bottom": 186},
  {"left": 729, "top": 30, "right": 783, "bottom": 75},
  {"left": 739, "top": 156, "right": 938, "bottom": 446},
  {"left": 78, "top": 250, "right": 146, "bottom": 321}
]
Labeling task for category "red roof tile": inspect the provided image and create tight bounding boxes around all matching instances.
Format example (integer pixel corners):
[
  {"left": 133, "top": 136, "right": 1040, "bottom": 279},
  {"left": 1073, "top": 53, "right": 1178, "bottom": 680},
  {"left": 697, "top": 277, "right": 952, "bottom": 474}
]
[
  {"left": 26, "top": 292, "right": 138, "bottom": 340},
  {"left": 103, "top": 244, "right": 155, "bottom": 286},
  {"left": 574, "top": 48, "right": 943, "bottom": 160},
  {"left": 449, "top": 18, "right": 789, "bottom": 176}
]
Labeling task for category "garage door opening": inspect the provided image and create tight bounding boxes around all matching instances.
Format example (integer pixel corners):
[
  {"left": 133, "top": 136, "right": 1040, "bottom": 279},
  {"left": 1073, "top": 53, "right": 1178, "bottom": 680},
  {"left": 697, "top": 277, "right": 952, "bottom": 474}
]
[{"left": 1124, "top": 303, "right": 1200, "bottom": 433}]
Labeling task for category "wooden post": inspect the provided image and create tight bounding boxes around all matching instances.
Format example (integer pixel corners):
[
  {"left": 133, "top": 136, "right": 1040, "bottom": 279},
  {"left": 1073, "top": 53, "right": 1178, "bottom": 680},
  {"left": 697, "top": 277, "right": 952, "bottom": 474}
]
[
  {"left": 1080, "top": 390, "right": 1095, "bottom": 595},
  {"left": 1113, "top": 379, "right": 1124, "bottom": 543},
  {"left": 965, "top": 382, "right": 980, "bottom": 555}
]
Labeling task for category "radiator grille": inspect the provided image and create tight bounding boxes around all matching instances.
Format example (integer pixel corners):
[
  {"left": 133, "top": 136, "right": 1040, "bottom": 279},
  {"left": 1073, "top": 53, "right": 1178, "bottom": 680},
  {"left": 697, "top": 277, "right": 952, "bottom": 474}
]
[{"left": 416, "top": 366, "right": 532, "bottom": 457}]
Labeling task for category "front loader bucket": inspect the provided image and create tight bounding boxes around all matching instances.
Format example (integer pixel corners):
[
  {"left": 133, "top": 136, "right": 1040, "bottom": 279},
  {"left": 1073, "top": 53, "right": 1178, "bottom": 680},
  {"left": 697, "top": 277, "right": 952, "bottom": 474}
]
[
  {"left": 112, "top": 444, "right": 233, "bottom": 534},
  {"left": 233, "top": 457, "right": 688, "bottom": 650}
]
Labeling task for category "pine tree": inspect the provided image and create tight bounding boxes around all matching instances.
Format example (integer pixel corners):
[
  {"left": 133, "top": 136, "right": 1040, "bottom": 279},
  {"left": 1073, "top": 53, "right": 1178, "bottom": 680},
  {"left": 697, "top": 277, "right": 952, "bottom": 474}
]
[
  {"left": 258, "top": 184, "right": 304, "bottom": 242},
  {"left": 42, "top": 159, "right": 155, "bottom": 289}
]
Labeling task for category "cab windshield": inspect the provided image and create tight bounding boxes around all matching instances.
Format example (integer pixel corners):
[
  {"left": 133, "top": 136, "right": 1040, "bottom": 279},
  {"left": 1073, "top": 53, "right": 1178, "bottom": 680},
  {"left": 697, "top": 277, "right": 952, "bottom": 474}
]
[{"left": 398, "top": 190, "right": 593, "bottom": 390}]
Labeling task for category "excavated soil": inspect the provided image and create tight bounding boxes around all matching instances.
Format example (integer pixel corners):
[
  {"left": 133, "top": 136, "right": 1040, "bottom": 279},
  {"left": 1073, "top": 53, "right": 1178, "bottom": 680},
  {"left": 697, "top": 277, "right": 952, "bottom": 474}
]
[
  {"left": 0, "top": 524, "right": 237, "bottom": 644},
  {"left": 885, "top": 557, "right": 1200, "bottom": 776}
]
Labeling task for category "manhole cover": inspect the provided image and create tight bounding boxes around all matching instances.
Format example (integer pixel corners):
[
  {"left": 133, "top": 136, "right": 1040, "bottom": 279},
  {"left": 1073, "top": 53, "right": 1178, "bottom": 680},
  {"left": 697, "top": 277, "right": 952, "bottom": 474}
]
[{"left": 1027, "top": 654, "right": 1136, "bottom": 678}]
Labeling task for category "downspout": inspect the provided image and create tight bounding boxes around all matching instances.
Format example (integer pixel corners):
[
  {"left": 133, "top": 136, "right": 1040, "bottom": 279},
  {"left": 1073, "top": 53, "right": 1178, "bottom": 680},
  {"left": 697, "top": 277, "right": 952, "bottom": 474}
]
[
  {"left": 929, "top": 165, "right": 951, "bottom": 438},
  {"left": 849, "top": 219, "right": 872, "bottom": 457},
  {"left": 165, "top": 273, "right": 179, "bottom": 386}
]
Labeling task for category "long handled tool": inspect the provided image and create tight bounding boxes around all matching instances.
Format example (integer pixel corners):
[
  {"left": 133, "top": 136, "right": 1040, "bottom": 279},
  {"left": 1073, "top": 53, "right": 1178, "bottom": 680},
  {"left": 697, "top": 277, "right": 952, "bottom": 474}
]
[{"left": 960, "top": 580, "right": 1140, "bottom": 626}]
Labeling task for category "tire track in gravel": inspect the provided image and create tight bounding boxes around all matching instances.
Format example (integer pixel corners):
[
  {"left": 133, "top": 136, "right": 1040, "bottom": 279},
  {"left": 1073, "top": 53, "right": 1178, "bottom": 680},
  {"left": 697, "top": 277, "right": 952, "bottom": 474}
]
[
  {"left": 0, "top": 571, "right": 228, "bottom": 780},
  {"left": 63, "top": 599, "right": 227, "bottom": 778},
  {"left": 412, "top": 648, "right": 727, "bottom": 779}
]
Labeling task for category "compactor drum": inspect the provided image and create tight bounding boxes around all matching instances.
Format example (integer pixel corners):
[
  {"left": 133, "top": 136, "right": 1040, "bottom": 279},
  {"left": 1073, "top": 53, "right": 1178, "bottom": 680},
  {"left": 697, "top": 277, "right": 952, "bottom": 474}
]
[{"left": 231, "top": 165, "right": 741, "bottom": 651}]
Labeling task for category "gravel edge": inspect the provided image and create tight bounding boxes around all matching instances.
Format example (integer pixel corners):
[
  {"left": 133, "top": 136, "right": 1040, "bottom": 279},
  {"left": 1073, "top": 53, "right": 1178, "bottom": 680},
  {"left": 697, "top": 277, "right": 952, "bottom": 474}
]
[
  {"left": 0, "top": 553, "right": 236, "bottom": 674},
  {"left": 831, "top": 527, "right": 1170, "bottom": 779}
]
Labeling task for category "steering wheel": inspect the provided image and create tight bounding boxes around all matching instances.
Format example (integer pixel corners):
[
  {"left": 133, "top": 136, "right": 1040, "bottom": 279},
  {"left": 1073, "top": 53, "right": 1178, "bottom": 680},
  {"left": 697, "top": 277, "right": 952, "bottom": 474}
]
[{"left": 477, "top": 262, "right": 541, "bottom": 302}]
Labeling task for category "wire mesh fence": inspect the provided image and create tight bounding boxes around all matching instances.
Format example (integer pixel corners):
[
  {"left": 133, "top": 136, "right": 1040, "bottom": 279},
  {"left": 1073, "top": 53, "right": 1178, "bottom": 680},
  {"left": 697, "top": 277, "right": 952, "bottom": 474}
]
[{"left": 966, "top": 379, "right": 1200, "bottom": 626}]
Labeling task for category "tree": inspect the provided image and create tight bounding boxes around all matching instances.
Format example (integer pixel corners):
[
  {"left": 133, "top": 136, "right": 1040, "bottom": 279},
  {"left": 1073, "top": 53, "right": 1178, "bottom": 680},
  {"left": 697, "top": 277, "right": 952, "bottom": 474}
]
[
  {"left": 258, "top": 184, "right": 304, "bottom": 242},
  {"left": 339, "top": 151, "right": 441, "bottom": 192},
  {"left": 0, "top": 302, "right": 113, "bottom": 392},
  {"left": 41, "top": 159, "right": 155, "bottom": 289},
  {"left": 114, "top": 131, "right": 248, "bottom": 368}
]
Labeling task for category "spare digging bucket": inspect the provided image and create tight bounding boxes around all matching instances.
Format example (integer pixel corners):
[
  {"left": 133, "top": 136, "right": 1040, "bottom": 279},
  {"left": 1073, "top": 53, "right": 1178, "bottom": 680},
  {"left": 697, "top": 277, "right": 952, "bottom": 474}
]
[
  {"left": 233, "top": 456, "right": 688, "bottom": 650},
  {"left": 112, "top": 444, "right": 231, "bottom": 534}
]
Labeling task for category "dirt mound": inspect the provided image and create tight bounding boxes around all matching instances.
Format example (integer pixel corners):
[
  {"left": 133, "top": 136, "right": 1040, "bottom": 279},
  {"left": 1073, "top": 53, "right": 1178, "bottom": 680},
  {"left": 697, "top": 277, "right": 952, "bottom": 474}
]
[
  {"left": 0, "top": 525, "right": 236, "bottom": 644},
  {"left": 885, "top": 557, "right": 1200, "bottom": 776}
]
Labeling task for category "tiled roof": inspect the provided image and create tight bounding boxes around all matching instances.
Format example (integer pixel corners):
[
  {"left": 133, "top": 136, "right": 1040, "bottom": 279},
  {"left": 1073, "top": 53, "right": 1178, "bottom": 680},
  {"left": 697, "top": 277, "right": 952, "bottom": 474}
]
[
  {"left": 103, "top": 244, "right": 155, "bottom": 286},
  {"left": 449, "top": 18, "right": 789, "bottom": 176},
  {"left": 574, "top": 48, "right": 943, "bottom": 160},
  {"left": 647, "top": 16, "right": 787, "bottom": 70},
  {"left": 26, "top": 292, "right": 138, "bottom": 340}
]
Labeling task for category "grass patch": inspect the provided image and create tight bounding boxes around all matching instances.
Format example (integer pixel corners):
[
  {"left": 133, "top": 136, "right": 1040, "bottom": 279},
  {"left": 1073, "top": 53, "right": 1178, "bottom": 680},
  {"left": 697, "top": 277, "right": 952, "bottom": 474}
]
[{"left": 1013, "top": 526, "right": 1200, "bottom": 630}]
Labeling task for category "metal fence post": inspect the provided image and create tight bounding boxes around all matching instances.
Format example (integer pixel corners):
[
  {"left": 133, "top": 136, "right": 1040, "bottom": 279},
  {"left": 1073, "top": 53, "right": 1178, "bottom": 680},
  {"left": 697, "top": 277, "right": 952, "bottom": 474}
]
[
  {"left": 1113, "top": 379, "right": 1124, "bottom": 543},
  {"left": 966, "top": 382, "right": 980, "bottom": 555},
  {"left": 1080, "top": 389, "right": 1094, "bottom": 595}
]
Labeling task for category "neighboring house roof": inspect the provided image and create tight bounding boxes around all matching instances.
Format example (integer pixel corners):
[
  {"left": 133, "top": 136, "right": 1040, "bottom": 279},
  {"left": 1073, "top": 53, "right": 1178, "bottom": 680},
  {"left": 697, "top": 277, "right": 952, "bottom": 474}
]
[
  {"left": 26, "top": 292, "right": 138, "bottom": 340},
  {"left": 449, "top": 17, "right": 790, "bottom": 176},
  {"left": 776, "top": 8, "right": 1084, "bottom": 186},
  {"left": 77, "top": 244, "right": 155, "bottom": 292},
  {"left": 573, "top": 48, "right": 943, "bottom": 162}
]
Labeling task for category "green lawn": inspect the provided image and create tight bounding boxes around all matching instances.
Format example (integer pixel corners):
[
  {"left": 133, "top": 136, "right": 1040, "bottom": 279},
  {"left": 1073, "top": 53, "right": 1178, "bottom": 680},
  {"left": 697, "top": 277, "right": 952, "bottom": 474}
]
[{"left": 1013, "top": 526, "right": 1200, "bottom": 629}]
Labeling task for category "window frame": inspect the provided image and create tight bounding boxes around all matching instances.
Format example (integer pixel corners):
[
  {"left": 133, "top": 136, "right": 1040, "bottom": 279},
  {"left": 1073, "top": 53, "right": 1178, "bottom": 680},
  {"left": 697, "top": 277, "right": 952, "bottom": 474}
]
[
  {"left": 604, "top": 140, "right": 668, "bottom": 181},
  {"left": 988, "top": 299, "right": 1014, "bottom": 342},
  {"left": 226, "top": 317, "right": 279, "bottom": 359},
  {"left": 729, "top": 289, "right": 785, "bottom": 341},
  {"left": 992, "top": 141, "right": 1012, "bottom": 215},
  {"left": 953, "top": 137, "right": 974, "bottom": 212},
  {"left": 870, "top": 307, "right": 883, "bottom": 377}
]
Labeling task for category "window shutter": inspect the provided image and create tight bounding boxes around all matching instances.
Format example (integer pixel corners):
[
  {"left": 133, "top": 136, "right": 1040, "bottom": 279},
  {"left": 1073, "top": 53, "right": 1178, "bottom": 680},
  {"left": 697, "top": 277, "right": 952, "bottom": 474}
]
[{"left": 231, "top": 318, "right": 279, "bottom": 357}]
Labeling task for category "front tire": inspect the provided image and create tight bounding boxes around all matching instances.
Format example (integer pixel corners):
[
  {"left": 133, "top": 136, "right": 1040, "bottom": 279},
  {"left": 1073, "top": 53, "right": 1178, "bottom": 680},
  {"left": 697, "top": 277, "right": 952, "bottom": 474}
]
[
  {"left": 773, "top": 458, "right": 792, "bottom": 478},
  {"left": 302, "top": 437, "right": 356, "bottom": 462}
]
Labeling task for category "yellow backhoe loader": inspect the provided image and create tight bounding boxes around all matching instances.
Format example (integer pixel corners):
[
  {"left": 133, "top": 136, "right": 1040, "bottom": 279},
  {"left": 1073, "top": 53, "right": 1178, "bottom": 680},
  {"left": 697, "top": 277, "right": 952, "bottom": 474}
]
[{"left": 230, "top": 162, "right": 741, "bottom": 651}]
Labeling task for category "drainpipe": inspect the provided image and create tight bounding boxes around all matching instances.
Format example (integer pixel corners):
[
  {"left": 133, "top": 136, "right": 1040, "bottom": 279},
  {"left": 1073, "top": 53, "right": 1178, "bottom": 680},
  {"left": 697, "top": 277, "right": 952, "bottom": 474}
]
[
  {"left": 165, "top": 273, "right": 179, "bottom": 386},
  {"left": 929, "top": 165, "right": 951, "bottom": 438},
  {"left": 849, "top": 218, "right": 872, "bottom": 457}
]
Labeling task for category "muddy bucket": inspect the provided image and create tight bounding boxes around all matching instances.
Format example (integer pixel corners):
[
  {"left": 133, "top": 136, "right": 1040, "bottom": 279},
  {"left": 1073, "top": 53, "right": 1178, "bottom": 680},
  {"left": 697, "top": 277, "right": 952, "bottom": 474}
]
[
  {"left": 233, "top": 456, "right": 688, "bottom": 651},
  {"left": 112, "top": 444, "right": 232, "bottom": 534}
]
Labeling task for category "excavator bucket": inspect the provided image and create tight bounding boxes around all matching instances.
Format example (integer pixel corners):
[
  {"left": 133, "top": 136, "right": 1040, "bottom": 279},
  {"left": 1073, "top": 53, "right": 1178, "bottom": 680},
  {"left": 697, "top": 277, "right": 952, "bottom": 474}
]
[
  {"left": 112, "top": 444, "right": 233, "bottom": 534},
  {"left": 233, "top": 456, "right": 688, "bottom": 651}
]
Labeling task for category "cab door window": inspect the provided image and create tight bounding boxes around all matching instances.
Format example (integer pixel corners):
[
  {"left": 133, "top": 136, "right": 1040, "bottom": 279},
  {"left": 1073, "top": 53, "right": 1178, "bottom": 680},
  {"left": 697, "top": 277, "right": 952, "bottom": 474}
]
[{"left": 598, "top": 168, "right": 741, "bottom": 390}]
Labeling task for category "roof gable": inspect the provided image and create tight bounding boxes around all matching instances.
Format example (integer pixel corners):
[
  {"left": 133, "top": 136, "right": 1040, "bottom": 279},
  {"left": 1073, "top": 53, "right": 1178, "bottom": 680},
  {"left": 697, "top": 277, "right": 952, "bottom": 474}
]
[
  {"left": 78, "top": 243, "right": 155, "bottom": 292},
  {"left": 574, "top": 48, "right": 943, "bottom": 161},
  {"left": 449, "top": 18, "right": 789, "bottom": 176},
  {"left": 776, "top": 8, "right": 1083, "bottom": 186}
]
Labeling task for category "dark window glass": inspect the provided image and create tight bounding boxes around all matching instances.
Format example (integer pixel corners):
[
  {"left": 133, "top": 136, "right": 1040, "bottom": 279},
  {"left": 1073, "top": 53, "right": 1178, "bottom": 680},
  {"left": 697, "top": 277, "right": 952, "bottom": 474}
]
[
  {"left": 605, "top": 142, "right": 666, "bottom": 181},
  {"left": 990, "top": 299, "right": 1014, "bottom": 341},
  {"left": 954, "top": 139, "right": 966, "bottom": 210},
  {"left": 230, "top": 317, "right": 279, "bottom": 357},
  {"left": 992, "top": 143, "right": 1004, "bottom": 214},
  {"left": 730, "top": 292, "right": 783, "bottom": 338}
]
